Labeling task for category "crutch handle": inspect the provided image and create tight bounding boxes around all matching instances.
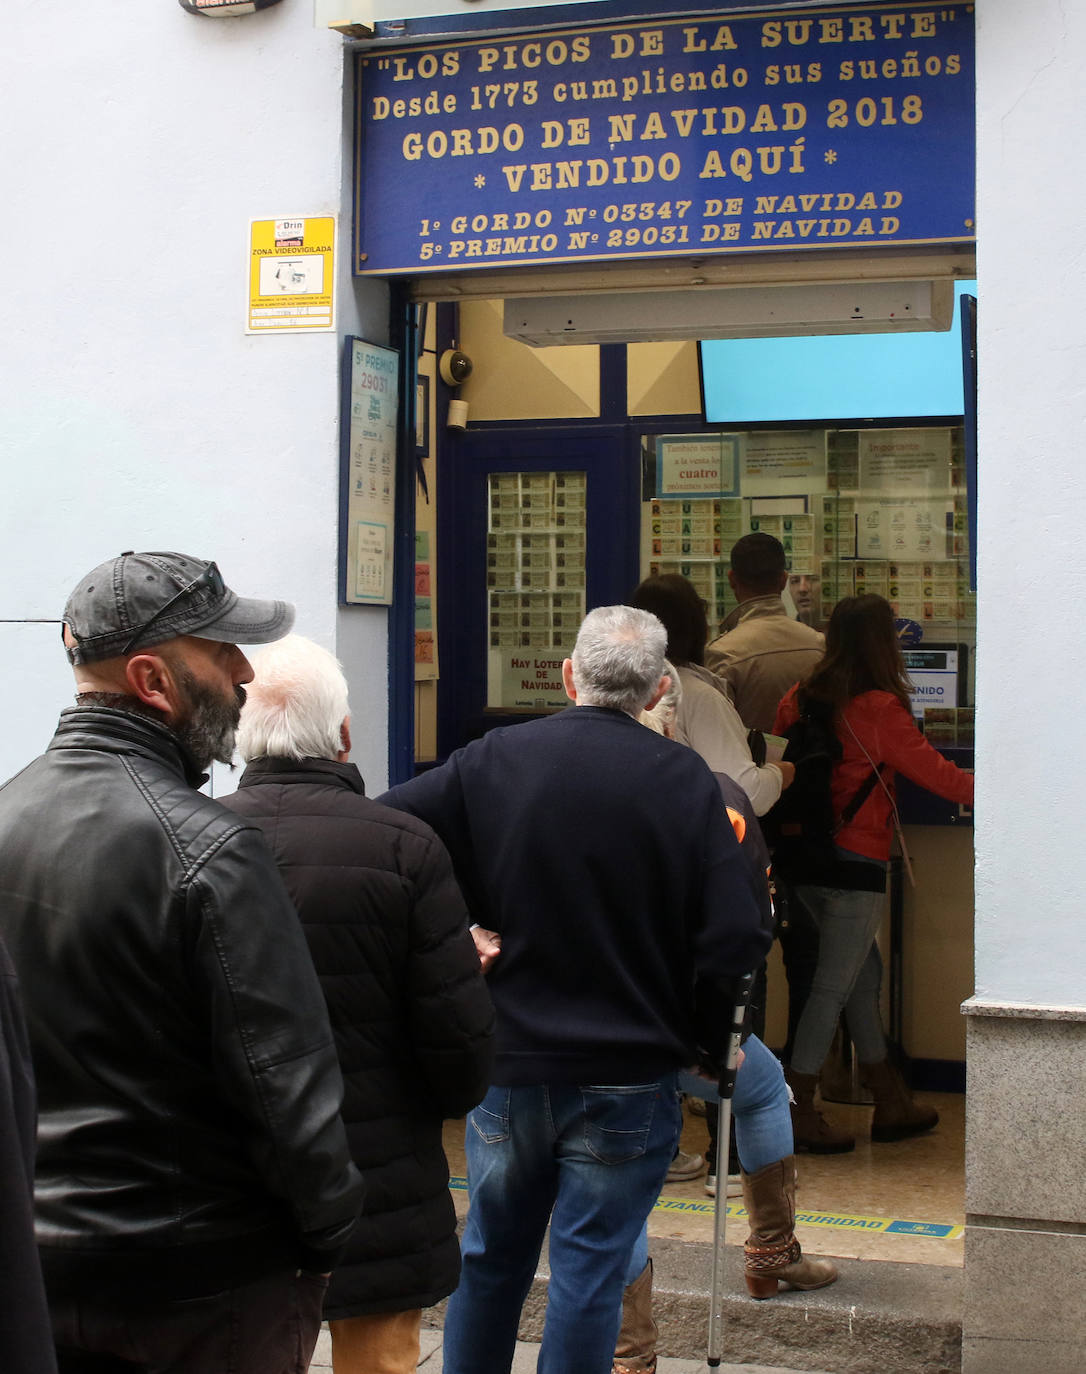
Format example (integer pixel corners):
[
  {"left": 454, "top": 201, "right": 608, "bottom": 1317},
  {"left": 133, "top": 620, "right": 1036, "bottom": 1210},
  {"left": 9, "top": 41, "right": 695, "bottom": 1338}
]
[
  {"left": 717, "top": 970, "right": 756, "bottom": 1095},
  {"left": 706, "top": 968, "right": 757, "bottom": 1367},
  {"left": 717, "top": 1062, "right": 739, "bottom": 1101}
]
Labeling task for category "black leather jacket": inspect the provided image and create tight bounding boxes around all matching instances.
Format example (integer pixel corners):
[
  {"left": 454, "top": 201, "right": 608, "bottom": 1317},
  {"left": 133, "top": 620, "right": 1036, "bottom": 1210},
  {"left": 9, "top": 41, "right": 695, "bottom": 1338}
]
[{"left": 0, "top": 707, "right": 364, "bottom": 1300}]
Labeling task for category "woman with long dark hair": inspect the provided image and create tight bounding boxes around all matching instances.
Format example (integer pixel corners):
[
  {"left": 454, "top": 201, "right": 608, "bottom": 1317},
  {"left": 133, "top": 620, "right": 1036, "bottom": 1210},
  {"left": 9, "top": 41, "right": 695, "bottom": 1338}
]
[
  {"left": 630, "top": 574, "right": 791, "bottom": 815},
  {"left": 774, "top": 594, "right": 974, "bottom": 1152}
]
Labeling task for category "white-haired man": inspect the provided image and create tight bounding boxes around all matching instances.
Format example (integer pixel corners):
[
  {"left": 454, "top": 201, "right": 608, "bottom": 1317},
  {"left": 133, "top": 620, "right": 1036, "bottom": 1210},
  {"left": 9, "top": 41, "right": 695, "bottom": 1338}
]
[
  {"left": 380, "top": 605, "right": 772, "bottom": 1374},
  {"left": 0, "top": 552, "right": 364, "bottom": 1374},
  {"left": 220, "top": 635, "right": 495, "bottom": 1374}
]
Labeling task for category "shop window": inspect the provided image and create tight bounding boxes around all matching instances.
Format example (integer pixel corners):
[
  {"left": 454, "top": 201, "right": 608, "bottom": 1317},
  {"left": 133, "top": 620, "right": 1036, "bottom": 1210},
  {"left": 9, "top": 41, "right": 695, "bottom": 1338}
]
[{"left": 642, "top": 425, "right": 975, "bottom": 743}]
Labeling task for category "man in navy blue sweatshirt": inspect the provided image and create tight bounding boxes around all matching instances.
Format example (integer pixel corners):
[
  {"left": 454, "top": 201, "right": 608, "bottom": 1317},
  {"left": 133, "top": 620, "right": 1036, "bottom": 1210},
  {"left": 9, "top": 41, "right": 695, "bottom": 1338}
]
[{"left": 381, "top": 604, "right": 771, "bottom": 1374}]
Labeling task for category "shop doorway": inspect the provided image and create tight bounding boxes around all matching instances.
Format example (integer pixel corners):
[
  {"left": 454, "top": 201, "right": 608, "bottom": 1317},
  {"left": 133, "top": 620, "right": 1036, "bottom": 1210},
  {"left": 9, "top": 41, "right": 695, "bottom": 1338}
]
[
  {"left": 433, "top": 421, "right": 640, "bottom": 756},
  {"left": 416, "top": 299, "right": 975, "bottom": 1277}
]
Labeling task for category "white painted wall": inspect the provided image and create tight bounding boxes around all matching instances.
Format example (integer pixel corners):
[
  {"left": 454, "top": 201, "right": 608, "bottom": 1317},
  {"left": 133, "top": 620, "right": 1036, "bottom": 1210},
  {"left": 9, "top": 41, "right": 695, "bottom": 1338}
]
[
  {"left": 0, "top": 0, "right": 391, "bottom": 794},
  {"left": 974, "top": 0, "right": 1086, "bottom": 1006}
]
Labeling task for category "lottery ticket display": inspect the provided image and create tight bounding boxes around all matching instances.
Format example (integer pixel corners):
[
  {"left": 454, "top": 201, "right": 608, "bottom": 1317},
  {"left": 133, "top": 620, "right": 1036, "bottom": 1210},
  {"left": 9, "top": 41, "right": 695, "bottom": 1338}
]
[
  {"left": 487, "top": 471, "right": 587, "bottom": 711},
  {"left": 643, "top": 426, "right": 976, "bottom": 638}
]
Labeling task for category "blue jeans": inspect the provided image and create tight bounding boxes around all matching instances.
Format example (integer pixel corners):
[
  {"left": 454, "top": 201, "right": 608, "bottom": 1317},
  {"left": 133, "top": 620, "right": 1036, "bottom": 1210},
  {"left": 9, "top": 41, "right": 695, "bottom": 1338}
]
[
  {"left": 443, "top": 1076, "right": 681, "bottom": 1374},
  {"left": 788, "top": 884, "right": 889, "bottom": 1076},
  {"left": 627, "top": 1036, "right": 792, "bottom": 1284},
  {"left": 678, "top": 1034, "right": 793, "bottom": 1175}
]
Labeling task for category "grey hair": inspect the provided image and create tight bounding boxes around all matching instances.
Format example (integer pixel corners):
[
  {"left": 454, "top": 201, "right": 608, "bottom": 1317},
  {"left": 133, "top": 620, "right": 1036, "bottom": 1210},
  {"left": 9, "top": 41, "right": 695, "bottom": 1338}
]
[
  {"left": 639, "top": 659, "right": 683, "bottom": 734},
  {"left": 236, "top": 634, "right": 348, "bottom": 763},
  {"left": 571, "top": 606, "right": 667, "bottom": 714}
]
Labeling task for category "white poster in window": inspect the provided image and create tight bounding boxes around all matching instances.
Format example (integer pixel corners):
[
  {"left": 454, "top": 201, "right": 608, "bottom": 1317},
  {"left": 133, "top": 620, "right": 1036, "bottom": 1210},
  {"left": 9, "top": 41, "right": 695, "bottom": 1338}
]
[
  {"left": 658, "top": 435, "right": 739, "bottom": 497},
  {"left": 742, "top": 431, "right": 827, "bottom": 495},
  {"left": 345, "top": 340, "right": 398, "bottom": 605},
  {"left": 857, "top": 498, "right": 954, "bottom": 560},
  {"left": 858, "top": 429, "right": 952, "bottom": 491},
  {"left": 903, "top": 649, "right": 959, "bottom": 717},
  {"left": 489, "top": 648, "right": 568, "bottom": 710}
]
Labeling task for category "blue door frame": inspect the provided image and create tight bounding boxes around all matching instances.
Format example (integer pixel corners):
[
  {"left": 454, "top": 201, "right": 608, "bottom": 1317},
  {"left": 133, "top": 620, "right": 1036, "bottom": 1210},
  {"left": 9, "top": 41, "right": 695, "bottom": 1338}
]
[{"left": 433, "top": 422, "right": 641, "bottom": 759}]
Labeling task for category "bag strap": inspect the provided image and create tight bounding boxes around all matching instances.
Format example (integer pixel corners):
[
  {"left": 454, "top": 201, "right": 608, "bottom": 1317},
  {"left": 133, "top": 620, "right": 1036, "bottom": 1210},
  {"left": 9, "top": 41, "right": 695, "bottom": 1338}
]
[
  {"left": 840, "top": 714, "right": 916, "bottom": 888},
  {"left": 838, "top": 763, "right": 886, "bottom": 826}
]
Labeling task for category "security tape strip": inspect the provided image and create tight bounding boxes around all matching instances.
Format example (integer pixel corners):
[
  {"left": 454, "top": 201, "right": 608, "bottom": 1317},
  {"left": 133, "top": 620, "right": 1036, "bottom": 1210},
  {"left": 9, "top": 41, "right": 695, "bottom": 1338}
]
[
  {"left": 651, "top": 1196, "right": 963, "bottom": 1239},
  {"left": 448, "top": 1178, "right": 962, "bottom": 1241}
]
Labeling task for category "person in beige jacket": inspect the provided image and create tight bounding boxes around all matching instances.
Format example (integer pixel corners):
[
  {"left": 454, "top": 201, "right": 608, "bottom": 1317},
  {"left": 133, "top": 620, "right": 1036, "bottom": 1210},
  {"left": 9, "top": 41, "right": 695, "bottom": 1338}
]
[
  {"left": 705, "top": 533, "right": 825, "bottom": 734},
  {"left": 705, "top": 532, "right": 827, "bottom": 1072}
]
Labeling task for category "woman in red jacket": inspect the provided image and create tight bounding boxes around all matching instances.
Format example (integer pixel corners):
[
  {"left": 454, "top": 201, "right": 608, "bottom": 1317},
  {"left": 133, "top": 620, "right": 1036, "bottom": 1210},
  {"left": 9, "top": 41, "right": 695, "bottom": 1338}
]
[{"left": 773, "top": 595, "right": 974, "bottom": 1153}]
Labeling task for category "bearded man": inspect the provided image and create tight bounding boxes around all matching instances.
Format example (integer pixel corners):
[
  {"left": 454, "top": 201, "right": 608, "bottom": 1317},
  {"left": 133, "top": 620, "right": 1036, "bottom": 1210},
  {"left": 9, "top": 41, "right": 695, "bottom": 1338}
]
[{"left": 0, "top": 551, "right": 364, "bottom": 1374}]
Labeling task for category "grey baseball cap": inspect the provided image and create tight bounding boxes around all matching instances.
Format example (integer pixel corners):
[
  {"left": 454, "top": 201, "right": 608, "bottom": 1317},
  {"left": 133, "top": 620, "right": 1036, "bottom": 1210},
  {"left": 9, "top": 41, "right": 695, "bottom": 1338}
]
[{"left": 63, "top": 551, "right": 295, "bottom": 666}]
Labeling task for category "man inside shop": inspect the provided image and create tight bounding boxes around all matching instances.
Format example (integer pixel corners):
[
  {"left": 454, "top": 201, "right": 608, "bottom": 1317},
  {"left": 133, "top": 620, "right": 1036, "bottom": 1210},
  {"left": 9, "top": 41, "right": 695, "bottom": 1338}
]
[
  {"left": 706, "top": 532, "right": 827, "bottom": 1066},
  {"left": 706, "top": 532, "right": 825, "bottom": 734},
  {"left": 788, "top": 571, "right": 822, "bottom": 627}
]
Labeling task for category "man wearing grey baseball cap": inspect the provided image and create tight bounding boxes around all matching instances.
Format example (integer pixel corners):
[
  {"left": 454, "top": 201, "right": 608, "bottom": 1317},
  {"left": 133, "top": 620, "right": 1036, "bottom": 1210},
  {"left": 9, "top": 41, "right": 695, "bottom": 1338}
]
[{"left": 0, "top": 552, "right": 364, "bottom": 1374}]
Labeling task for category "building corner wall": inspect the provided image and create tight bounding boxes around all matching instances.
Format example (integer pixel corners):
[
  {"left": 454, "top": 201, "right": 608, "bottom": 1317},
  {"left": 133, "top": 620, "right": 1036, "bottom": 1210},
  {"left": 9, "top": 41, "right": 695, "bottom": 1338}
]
[
  {"left": 962, "top": 1003, "right": 1086, "bottom": 1372},
  {"left": 968, "top": 2, "right": 1086, "bottom": 1367}
]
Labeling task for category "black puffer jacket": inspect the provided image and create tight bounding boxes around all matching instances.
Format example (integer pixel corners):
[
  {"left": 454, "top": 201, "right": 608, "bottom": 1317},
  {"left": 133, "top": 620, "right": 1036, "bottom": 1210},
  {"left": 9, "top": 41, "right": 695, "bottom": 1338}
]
[
  {"left": 0, "top": 709, "right": 364, "bottom": 1301},
  {"left": 222, "top": 757, "right": 494, "bottom": 1318}
]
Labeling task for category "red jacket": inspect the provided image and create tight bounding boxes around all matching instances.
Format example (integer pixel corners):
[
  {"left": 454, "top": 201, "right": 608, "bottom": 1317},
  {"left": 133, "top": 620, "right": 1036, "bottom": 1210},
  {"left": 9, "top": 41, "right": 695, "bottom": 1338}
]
[{"left": 774, "top": 687, "right": 975, "bottom": 863}]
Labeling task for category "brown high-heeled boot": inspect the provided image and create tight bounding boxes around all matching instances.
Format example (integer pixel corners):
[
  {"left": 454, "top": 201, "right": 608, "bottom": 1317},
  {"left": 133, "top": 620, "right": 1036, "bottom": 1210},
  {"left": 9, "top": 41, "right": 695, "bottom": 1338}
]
[
  {"left": 861, "top": 1058, "right": 939, "bottom": 1141},
  {"left": 741, "top": 1157, "right": 839, "bottom": 1300},
  {"left": 784, "top": 1068, "right": 855, "bottom": 1154},
  {"left": 612, "top": 1259, "right": 657, "bottom": 1373}
]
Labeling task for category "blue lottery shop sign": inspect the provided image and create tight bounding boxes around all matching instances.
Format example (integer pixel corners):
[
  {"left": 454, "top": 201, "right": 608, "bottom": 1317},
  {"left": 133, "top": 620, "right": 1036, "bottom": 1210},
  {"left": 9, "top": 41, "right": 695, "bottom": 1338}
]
[{"left": 354, "top": 3, "right": 974, "bottom": 275}]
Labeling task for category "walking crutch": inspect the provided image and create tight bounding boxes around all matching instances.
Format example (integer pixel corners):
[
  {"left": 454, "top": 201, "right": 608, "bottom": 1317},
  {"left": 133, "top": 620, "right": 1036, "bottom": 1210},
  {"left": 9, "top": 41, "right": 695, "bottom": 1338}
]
[{"left": 706, "top": 971, "right": 755, "bottom": 1368}]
